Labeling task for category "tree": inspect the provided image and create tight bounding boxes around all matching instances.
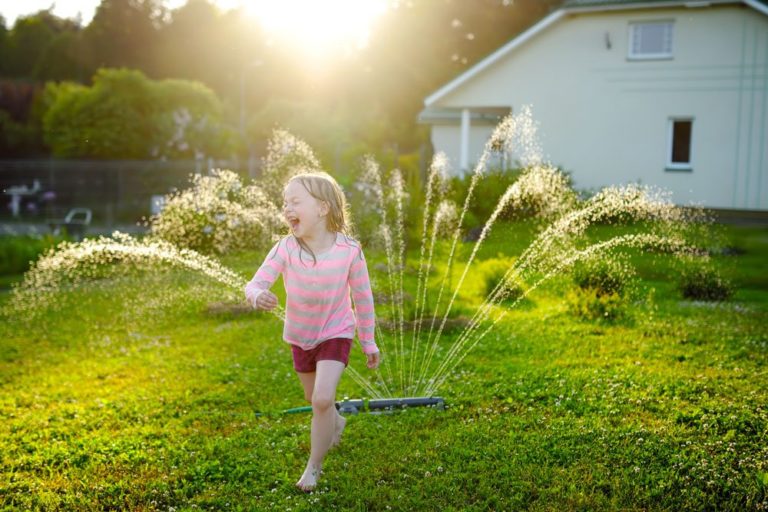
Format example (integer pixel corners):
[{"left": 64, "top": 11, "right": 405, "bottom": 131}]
[
  {"left": 33, "top": 31, "right": 90, "bottom": 82},
  {"left": 42, "top": 68, "right": 233, "bottom": 159},
  {"left": 83, "top": 0, "right": 165, "bottom": 75},
  {"left": 2, "top": 10, "right": 82, "bottom": 79}
]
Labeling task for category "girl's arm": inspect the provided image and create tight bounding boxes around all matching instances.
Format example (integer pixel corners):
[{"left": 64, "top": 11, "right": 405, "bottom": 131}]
[
  {"left": 349, "top": 249, "right": 378, "bottom": 356},
  {"left": 245, "top": 240, "right": 285, "bottom": 308}
]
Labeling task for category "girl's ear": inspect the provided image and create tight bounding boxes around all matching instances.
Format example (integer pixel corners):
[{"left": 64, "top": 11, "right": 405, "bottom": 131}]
[{"left": 319, "top": 200, "right": 330, "bottom": 217}]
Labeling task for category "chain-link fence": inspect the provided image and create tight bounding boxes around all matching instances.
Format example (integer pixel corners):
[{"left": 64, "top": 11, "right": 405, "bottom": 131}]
[{"left": 0, "top": 158, "right": 259, "bottom": 227}]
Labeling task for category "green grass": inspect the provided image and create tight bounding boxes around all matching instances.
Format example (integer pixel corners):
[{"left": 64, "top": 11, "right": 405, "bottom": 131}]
[{"left": 1, "top": 222, "right": 766, "bottom": 511}]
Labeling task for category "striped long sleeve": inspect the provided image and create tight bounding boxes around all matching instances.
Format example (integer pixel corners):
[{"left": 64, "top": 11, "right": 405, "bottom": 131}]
[
  {"left": 244, "top": 240, "right": 285, "bottom": 306},
  {"left": 349, "top": 249, "right": 377, "bottom": 354},
  {"left": 245, "top": 234, "right": 378, "bottom": 355}
]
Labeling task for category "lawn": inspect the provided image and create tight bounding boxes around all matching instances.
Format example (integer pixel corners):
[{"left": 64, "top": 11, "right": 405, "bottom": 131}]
[{"left": 0, "top": 222, "right": 766, "bottom": 511}]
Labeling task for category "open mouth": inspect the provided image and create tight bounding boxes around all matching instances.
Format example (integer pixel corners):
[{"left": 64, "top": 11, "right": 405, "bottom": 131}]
[{"left": 289, "top": 218, "right": 300, "bottom": 230}]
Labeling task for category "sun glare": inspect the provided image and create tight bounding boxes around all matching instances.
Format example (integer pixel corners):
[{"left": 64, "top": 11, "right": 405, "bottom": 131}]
[{"left": 246, "top": 0, "right": 387, "bottom": 57}]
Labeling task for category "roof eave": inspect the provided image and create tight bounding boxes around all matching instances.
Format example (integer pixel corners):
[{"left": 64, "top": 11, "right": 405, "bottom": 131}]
[
  {"left": 744, "top": 0, "right": 768, "bottom": 15},
  {"left": 565, "top": 0, "right": 739, "bottom": 13},
  {"left": 424, "top": 9, "right": 566, "bottom": 107}
]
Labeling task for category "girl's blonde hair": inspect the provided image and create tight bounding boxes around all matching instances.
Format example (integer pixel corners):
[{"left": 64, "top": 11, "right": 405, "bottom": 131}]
[
  {"left": 287, "top": 171, "right": 351, "bottom": 235},
  {"left": 285, "top": 171, "right": 358, "bottom": 265}
]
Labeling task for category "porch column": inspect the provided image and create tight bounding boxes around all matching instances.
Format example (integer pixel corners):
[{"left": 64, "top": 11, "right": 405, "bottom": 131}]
[{"left": 460, "top": 108, "right": 470, "bottom": 174}]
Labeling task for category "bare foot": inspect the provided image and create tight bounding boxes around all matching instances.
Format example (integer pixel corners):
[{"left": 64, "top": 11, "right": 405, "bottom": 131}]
[
  {"left": 331, "top": 413, "right": 347, "bottom": 448},
  {"left": 296, "top": 463, "right": 321, "bottom": 492}
]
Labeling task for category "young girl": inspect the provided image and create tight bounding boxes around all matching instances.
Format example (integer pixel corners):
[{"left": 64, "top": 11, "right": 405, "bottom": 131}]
[{"left": 245, "top": 171, "right": 380, "bottom": 492}]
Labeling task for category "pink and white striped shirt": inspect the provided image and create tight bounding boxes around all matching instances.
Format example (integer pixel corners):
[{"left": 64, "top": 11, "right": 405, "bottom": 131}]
[{"left": 245, "top": 233, "right": 378, "bottom": 355}]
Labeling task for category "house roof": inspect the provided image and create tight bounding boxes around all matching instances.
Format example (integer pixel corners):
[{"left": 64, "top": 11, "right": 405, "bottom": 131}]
[
  {"left": 564, "top": 0, "right": 767, "bottom": 7},
  {"left": 424, "top": 0, "right": 768, "bottom": 108}
]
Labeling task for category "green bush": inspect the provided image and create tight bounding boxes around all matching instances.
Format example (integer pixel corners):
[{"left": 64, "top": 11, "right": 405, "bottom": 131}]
[
  {"left": 677, "top": 261, "right": 733, "bottom": 301},
  {"left": 475, "top": 255, "right": 524, "bottom": 303},
  {"left": 567, "top": 287, "right": 627, "bottom": 322},
  {"left": 449, "top": 167, "right": 522, "bottom": 229},
  {"left": 568, "top": 256, "right": 635, "bottom": 322},
  {"left": 572, "top": 256, "right": 634, "bottom": 297},
  {"left": 0, "top": 235, "right": 63, "bottom": 276},
  {"left": 148, "top": 170, "right": 281, "bottom": 255},
  {"left": 42, "top": 68, "right": 233, "bottom": 159}
]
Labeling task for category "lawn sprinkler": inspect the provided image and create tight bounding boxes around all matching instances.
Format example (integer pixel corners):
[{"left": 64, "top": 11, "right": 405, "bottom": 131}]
[
  {"left": 366, "top": 397, "right": 445, "bottom": 412},
  {"left": 261, "top": 397, "right": 444, "bottom": 417},
  {"left": 279, "top": 397, "right": 445, "bottom": 416}
]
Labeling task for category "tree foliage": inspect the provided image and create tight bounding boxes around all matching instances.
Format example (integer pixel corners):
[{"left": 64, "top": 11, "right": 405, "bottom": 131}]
[
  {"left": 1, "top": 0, "right": 564, "bottom": 158},
  {"left": 42, "top": 68, "right": 233, "bottom": 159}
]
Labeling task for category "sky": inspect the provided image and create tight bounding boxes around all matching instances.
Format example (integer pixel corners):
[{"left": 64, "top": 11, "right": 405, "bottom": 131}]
[{"left": 0, "top": 0, "right": 388, "bottom": 61}]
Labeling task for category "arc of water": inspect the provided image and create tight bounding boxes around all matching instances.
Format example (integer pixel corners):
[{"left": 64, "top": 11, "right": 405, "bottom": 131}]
[
  {"left": 415, "top": 117, "right": 516, "bottom": 394},
  {"left": 374, "top": 322, "right": 396, "bottom": 396},
  {"left": 419, "top": 182, "right": 693, "bottom": 395},
  {"left": 414, "top": 178, "right": 520, "bottom": 394},
  {"left": 424, "top": 233, "right": 690, "bottom": 396},
  {"left": 407, "top": 157, "right": 447, "bottom": 391},
  {"left": 9, "top": 233, "right": 290, "bottom": 322},
  {"left": 420, "top": 261, "right": 529, "bottom": 396},
  {"left": 421, "top": 192, "right": 685, "bottom": 396},
  {"left": 409, "top": 206, "right": 445, "bottom": 392},
  {"left": 390, "top": 170, "right": 409, "bottom": 396},
  {"left": 363, "top": 158, "right": 407, "bottom": 394},
  {"left": 346, "top": 365, "right": 385, "bottom": 400},
  {"left": 413, "top": 173, "right": 480, "bottom": 394}
]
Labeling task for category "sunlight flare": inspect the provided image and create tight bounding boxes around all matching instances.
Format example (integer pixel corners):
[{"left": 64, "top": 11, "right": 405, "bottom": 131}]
[{"left": 246, "top": 0, "right": 387, "bottom": 57}]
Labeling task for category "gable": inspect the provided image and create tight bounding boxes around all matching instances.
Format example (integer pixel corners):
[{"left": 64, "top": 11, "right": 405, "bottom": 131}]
[{"left": 424, "top": 0, "right": 768, "bottom": 107}]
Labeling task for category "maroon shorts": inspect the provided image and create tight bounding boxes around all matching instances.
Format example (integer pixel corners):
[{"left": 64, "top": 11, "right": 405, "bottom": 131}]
[{"left": 291, "top": 338, "right": 353, "bottom": 373}]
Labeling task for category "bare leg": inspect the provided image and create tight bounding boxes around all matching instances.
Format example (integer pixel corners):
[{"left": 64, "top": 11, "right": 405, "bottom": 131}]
[
  {"left": 296, "top": 360, "right": 345, "bottom": 491},
  {"left": 297, "top": 371, "right": 316, "bottom": 404},
  {"left": 331, "top": 411, "right": 346, "bottom": 448},
  {"left": 297, "top": 371, "right": 345, "bottom": 448}
]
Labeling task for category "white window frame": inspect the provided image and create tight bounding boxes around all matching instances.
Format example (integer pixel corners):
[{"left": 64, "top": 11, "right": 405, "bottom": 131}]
[
  {"left": 666, "top": 117, "right": 694, "bottom": 171},
  {"left": 628, "top": 20, "right": 674, "bottom": 60}
]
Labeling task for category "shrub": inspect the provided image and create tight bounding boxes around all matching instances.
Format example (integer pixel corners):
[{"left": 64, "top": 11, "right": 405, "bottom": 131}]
[
  {"left": 449, "top": 167, "right": 522, "bottom": 229},
  {"left": 0, "top": 235, "right": 64, "bottom": 276},
  {"left": 677, "top": 260, "right": 733, "bottom": 301},
  {"left": 148, "top": 169, "right": 282, "bottom": 255},
  {"left": 568, "top": 255, "right": 635, "bottom": 322},
  {"left": 449, "top": 165, "right": 579, "bottom": 231},
  {"left": 571, "top": 256, "right": 634, "bottom": 297},
  {"left": 567, "top": 287, "right": 627, "bottom": 322},
  {"left": 475, "top": 256, "right": 524, "bottom": 303},
  {"left": 42, "top": 68, "right": 232, "bottom": 159}
]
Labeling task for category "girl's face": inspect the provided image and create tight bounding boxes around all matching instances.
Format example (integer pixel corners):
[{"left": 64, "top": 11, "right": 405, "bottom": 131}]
[{"left": 283, "top": 180, "right": 329, "bottom": 239}]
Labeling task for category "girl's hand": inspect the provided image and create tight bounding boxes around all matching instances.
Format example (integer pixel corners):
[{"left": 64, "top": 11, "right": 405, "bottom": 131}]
[
  {"left": 252, "top": 291, "right": 278, "bottom": 311},
  {"left": 366, "top": 351, "right": 380, "bottom": 370}
]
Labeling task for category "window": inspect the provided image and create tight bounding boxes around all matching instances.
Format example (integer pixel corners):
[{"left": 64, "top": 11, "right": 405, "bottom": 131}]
[
  {"left": 667, "top": 118, "right": 693, "bottom": 171},
  {"left": 629, "top": 21, "right": 674, "bottom": 59}
]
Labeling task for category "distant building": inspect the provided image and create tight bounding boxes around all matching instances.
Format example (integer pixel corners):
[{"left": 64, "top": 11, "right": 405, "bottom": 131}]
[{"left": 419, "top": 0, "right": 768, "bottom": 211}]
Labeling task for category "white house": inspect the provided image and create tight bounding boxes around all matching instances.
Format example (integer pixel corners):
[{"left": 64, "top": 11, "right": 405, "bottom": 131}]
[{"left": 419, "top": 0, "right": 768, "bottom": 211}]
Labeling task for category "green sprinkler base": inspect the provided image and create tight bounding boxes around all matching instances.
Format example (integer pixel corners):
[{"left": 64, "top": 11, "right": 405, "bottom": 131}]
[
  {"left": 281, "top": 397, "right": 445, "bottom": 415},
  {"left": 256, "top": 397, "right": 445, "bottom": 417}
]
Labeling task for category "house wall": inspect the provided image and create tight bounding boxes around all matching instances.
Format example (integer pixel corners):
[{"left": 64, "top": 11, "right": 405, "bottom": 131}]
[
  {"left": 431, "top": 5, "right": 768, "bottom": 210},
  {"left": 431, "top": 124, "right": 497, "bottom": 176}
]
